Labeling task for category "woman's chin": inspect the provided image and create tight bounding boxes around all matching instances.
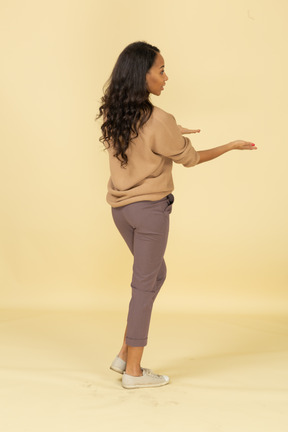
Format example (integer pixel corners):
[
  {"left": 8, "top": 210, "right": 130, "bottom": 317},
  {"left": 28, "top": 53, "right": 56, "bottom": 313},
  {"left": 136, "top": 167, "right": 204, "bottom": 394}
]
[{"left": 150, "top": 90, "right": 162, "bottom": 96}]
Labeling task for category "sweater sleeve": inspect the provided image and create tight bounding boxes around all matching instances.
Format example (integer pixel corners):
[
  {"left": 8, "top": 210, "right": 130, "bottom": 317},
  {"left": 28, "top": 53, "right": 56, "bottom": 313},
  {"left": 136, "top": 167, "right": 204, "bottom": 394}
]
[{"left": 151, "top": 111, "right": 200, "bottom": 167}]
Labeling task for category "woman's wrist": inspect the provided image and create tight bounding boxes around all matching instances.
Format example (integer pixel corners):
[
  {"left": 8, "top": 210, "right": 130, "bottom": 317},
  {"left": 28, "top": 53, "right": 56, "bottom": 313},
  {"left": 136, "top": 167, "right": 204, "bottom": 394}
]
[{"left": 226, "top": 142, "right": 236, "bottom": 151}]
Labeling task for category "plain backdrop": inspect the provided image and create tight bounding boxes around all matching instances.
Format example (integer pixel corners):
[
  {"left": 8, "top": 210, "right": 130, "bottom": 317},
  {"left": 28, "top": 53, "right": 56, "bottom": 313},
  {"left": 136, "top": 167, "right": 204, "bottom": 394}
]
[{"left": 0, "top": 0, "right": 287, "bottom": 313}]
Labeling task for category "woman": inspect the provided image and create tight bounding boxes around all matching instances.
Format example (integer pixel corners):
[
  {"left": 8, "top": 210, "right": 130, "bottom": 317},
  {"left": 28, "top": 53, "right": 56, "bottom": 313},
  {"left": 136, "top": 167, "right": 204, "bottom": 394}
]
[{"left": 97, "top": 41, "right": 257, "bottom": 389}]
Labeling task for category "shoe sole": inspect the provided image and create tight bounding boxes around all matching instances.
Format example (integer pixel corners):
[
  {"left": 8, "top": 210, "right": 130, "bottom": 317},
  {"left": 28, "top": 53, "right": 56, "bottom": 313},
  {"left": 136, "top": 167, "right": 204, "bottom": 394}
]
[
  {"left": 110, "top": 366, "right": 125, "bottom": 374},
  {"left": 122, "top": 379, "right": 169, "bottom": 389}
]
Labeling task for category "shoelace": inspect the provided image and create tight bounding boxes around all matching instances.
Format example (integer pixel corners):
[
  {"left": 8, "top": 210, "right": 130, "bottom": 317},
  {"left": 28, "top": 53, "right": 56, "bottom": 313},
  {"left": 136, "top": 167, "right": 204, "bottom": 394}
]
[{"left": 144, "top": 369, "right": 162, "bottom": 378}]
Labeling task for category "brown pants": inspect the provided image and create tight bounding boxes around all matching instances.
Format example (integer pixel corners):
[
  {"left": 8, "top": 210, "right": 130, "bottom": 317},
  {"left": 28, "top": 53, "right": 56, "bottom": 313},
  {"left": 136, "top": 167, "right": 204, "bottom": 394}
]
[{"left": 111, "top": 194, "right": 174, "bottom": 347}]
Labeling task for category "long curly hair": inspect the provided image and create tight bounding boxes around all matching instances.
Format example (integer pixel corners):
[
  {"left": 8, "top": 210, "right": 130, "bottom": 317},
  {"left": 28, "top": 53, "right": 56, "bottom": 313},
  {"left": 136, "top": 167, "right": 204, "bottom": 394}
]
[{"left": 96, "top": 41, "right": 160, "bottom": 167}]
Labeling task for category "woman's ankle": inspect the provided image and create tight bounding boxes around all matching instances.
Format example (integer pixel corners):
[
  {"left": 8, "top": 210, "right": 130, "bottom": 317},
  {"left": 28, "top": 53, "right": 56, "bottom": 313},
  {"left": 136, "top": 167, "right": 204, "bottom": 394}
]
[
  {"left": 125, "top": 366, "right": 143, "bottom": 377},
  {"left": 118, "top": 349, "right": 128, "bottom": 362}
]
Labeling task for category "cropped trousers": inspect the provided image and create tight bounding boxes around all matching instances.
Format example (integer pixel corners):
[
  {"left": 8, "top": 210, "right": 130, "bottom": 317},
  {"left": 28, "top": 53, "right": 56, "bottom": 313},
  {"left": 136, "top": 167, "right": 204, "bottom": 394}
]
[{"left": 111, "top": 194, "right": 174, "bottom": 347}]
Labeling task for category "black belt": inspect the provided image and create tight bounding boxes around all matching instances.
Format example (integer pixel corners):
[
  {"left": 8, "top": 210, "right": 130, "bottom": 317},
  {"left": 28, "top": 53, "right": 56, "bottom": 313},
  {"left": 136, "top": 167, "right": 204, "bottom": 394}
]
[{"left": 166, "top": 193, "right": 174, "bottom": 205}]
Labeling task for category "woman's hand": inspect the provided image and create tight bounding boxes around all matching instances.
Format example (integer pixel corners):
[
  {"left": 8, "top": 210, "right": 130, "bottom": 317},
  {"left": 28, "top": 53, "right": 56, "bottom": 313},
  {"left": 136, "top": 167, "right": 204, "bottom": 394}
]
[
  {"left": 197, "top": 140, "right": 258, "bottom": 164},
  {"left": 229, "top": 140, "right": 257, "bottom": 150},
  {"left": 178, "top": 125, "right": 201, "bottom": 135}
]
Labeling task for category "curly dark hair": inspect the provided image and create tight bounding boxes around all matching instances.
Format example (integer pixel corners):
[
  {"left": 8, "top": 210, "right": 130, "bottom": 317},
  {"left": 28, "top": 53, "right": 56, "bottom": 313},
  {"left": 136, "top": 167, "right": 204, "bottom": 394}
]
[{"left": 96, "top": 41, "right": 160, "bottom": 167}]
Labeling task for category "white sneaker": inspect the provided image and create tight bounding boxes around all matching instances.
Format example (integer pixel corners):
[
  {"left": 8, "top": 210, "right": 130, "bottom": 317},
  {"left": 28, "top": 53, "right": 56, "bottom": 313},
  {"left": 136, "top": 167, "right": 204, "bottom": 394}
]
[
  {"left": 110, "top": 356, "right": 126, "bottom": 374},
  {"left": 110, "top": 356, "right": 152, "bottom": 377},
  {"left": 122, "top": 368, "right": 170, "bottom": 389}
]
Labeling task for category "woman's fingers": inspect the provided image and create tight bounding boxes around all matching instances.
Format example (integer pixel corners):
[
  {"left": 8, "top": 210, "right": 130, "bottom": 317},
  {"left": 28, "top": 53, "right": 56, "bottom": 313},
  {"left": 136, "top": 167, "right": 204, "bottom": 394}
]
[
  {"left": 243, "top": 141, "right": 257, "bottom": 150},
  {"left": 178, "top": 125, "right": 201, "bottom": 134},
  {"left": 232, "top": 140, "right": 257, "bottom": 150},
  {"left": 183, "top": 128, "right": 201, "bottom": 134}
]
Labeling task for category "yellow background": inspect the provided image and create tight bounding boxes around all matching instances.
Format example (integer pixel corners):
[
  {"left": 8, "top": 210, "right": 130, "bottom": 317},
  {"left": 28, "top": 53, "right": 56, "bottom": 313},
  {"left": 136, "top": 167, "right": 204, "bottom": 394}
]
[{"left": 1, "top": 0, "right": 287, "bottom": 313}]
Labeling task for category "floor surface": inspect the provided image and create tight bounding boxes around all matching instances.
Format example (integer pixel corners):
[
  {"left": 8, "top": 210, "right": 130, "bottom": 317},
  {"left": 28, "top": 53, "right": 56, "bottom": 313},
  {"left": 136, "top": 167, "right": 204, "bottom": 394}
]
[{"left": 0, "top": 309, "right": 287, "bottom": 432}]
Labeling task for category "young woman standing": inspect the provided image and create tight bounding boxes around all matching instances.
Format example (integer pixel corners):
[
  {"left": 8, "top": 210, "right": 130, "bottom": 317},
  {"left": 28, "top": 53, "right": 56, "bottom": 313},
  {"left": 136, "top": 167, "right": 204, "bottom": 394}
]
[{"left": 97, "top": 41, "right": 257, "bottom": 389}]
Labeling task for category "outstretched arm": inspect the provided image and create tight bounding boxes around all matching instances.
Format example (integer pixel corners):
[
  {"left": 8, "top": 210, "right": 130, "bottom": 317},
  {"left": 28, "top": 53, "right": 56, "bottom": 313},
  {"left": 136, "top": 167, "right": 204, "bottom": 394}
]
[
  {"left": 177, "top": 126, "right": 257, "bottom": 164},
  {"left": 197, "top": 140, "right": 257, "bottom": 164}
]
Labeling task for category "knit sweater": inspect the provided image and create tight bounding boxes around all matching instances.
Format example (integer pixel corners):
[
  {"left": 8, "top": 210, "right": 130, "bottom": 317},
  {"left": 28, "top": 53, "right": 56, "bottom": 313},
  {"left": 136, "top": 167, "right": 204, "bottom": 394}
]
[{"left": 106, "top": 106, "right": 199, "bottom": 207}]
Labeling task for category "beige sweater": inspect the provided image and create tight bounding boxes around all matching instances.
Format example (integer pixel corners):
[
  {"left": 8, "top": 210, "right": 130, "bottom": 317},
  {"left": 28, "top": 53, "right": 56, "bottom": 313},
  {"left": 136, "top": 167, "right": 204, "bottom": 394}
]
[{"left": 106, "top": 106, "right": 199, "bottom": 207}]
